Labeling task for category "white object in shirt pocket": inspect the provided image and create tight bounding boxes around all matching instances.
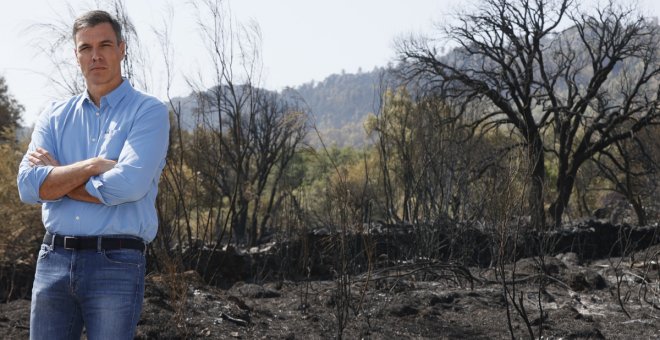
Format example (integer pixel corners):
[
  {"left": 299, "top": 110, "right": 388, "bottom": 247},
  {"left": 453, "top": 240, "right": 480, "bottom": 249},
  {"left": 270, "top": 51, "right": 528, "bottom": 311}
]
[{"left": 98, "top": 129, "right": 127, "bottom": 160}]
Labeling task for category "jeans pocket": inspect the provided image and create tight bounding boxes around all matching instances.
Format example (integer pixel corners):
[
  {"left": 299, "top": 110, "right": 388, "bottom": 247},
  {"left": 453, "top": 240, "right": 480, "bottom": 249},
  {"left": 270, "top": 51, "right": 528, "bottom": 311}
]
[
  {"left": 37, "top": 244, "right": 51, "bottom": 260},
  {"left": 102, "top": 249, "right": 144, "bottom": 267}
]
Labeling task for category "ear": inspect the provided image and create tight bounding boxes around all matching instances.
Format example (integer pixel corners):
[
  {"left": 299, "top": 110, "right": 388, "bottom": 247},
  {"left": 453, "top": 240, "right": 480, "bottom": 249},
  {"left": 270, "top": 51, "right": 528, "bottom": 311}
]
[{"left": 119, "top": 41, "right": 126, "bottom": 59}]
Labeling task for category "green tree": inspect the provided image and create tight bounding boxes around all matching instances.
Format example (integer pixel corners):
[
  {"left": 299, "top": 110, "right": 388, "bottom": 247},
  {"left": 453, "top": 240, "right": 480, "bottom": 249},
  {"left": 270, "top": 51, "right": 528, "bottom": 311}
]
[{"left": 0, "top": 76, "right": 23, "bottom": 139}]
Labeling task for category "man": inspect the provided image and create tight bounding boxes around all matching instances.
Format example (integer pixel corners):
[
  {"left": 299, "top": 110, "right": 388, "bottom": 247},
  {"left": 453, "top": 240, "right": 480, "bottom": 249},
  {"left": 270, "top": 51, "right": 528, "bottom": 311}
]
[{"left": 17, "top": 10, "right": 169, "bottom": 339}]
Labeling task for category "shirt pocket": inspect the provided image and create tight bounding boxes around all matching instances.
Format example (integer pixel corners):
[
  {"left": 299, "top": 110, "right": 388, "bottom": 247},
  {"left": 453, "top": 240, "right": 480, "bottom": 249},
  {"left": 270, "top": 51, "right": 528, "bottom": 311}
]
[{"left": 98, "top": 129, "right": 127, "bottom": 160}]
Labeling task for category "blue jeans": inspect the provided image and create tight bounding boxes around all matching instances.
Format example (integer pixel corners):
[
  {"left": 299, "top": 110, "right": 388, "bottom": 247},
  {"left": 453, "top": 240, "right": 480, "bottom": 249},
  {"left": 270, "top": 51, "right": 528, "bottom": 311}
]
[{"left": 30, "top": 243, "right": 146, "bottom": 339}]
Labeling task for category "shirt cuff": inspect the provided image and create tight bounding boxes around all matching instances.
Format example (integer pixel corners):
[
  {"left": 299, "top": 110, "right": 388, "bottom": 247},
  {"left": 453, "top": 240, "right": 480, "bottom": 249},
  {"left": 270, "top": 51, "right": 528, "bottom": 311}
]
[
  {"left": 86, "top": 176, "right": 108, "bottom": 205},
  {"left": 37, "top": 165, "right": 62, "bottom": 203}
]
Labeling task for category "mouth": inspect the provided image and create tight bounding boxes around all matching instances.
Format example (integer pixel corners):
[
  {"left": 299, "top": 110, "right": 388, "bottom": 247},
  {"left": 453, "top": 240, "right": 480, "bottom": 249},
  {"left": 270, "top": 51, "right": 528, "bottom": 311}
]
[{"left": 89, "top": 66, "right": 106, "bottom": 72}]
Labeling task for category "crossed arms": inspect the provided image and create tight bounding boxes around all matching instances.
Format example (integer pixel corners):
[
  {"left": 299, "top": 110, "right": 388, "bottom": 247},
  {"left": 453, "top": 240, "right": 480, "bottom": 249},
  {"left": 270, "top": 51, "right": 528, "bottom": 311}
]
[
  {"left": 17, "top": 100, "right": 169, "bottom": 206},
  {"left": 28, "top": 147, "right": 116, "bottom": 203}
]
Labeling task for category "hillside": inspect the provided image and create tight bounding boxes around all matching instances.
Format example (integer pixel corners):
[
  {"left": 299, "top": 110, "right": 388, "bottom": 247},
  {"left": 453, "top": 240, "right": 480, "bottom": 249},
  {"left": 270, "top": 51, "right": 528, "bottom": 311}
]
[
  {"left": 288, "top": 68, "right": 387, "bottom": 147},
  {"left": 169, "top": 16, "right": 647, "bottom": 149},
  {"left": 169, "top": 68, "right": 387, "bottom": 148}
]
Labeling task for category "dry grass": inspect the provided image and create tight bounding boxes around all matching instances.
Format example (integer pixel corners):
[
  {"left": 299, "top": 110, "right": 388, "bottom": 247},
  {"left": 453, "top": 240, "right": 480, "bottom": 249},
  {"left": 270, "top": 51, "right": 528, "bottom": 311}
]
[
  {"left": 0, "top": 134, "right": 42, "bottom": 301},
  {"left": 0, "top": 137, "right": 42, "bottom": 261}
]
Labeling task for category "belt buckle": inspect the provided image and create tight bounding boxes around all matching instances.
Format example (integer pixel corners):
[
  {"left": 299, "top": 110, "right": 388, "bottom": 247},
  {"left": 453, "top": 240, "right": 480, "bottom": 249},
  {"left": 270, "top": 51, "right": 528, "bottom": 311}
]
[{"left": 63, "top": 236, "right": 76, "bottom": 250}]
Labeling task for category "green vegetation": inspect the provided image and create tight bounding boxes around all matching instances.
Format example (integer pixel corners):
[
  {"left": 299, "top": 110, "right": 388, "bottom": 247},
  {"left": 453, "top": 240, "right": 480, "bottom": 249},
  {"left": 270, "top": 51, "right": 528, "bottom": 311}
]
[
  {"left": 4, "top": 5, "right": 660, "bottom": 337},
  {"left": 0, "top": 84, "right": 41, "bottom": 301},
  {"left": 0, "top": 77, "right": 23, "bottom": 142}
]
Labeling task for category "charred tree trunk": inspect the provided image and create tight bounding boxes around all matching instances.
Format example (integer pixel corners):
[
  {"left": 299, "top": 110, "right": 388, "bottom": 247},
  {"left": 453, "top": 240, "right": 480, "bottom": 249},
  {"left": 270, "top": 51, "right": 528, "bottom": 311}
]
[{"left": 528, "top": 134, "right": 546, "bottom": 230}]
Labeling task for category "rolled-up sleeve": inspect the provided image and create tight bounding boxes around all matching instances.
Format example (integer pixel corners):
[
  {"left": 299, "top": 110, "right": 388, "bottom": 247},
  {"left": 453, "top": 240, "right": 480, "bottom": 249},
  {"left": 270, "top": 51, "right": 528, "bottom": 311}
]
[
  {"left": 17, "top": 104, "right": 59, "bottom": 204},
  {"left": 85, "top": 101, "right": 169, "bottom": 206}
]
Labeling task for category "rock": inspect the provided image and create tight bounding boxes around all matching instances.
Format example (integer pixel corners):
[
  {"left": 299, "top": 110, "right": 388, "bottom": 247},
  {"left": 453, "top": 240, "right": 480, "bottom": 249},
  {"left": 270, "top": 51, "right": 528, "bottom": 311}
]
[
  {"left": 515, "top": 256, "right": 566, "bottom": 275},
  {"left": 584, "top": 270, "right": 607, "bottom": 289},
  {"left": 264, "top": 281, "right": 283, "bottom": 291},
  {"left": 227, "top": 295, "right": 251, "bottom": 311},
  {"left": 565, "top": 270, "right": 607, "bottom": 291},
  {"left": 235, "top": 283, "right": 281, "bottom": 298},
  {"left": 429, "top": 292, "right": 459, "bottom": 305},
  {"left": 221, "top": 312, "right": 249, "bottom": 327},
  {"left": 419, "top": 306, "right": 441, "bottom": 317},
  {"left": 567, "top": 327, "right": 605, "bottom": 339},
  {"left": 555, "top": 252, "right": 580, "bottom": 266},
  {"left": 388, "top": 304, "right": 419, "bottom": 317}
]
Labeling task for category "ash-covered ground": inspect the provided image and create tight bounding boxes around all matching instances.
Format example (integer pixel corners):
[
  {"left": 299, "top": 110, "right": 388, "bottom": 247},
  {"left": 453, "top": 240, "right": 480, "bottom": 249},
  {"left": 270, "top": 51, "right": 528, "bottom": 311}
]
[{"left": 2, "top": 249, "right": 660, "bottom": 339}]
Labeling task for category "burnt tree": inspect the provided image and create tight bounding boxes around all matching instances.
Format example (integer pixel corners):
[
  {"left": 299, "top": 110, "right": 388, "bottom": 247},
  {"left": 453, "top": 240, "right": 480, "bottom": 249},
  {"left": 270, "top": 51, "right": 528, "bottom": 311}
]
[{"left": 399, "top": 0, "right": 660, "bottom": 228}]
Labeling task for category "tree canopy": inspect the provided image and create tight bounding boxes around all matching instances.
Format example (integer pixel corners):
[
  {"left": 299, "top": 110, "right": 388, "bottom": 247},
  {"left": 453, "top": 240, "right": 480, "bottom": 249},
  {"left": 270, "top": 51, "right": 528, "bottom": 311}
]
[
  {"left": 0, "top": 76, "right": 23, "bottom": 139},
  {"left": 399, "top": 0, "right": 660, "bottom": 227}
]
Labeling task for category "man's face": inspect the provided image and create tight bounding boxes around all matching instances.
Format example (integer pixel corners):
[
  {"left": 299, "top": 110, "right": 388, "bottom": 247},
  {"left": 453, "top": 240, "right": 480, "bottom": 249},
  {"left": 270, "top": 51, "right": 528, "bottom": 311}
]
[{"left": 74, "top": 22, "right": 125, "bottom": 89}]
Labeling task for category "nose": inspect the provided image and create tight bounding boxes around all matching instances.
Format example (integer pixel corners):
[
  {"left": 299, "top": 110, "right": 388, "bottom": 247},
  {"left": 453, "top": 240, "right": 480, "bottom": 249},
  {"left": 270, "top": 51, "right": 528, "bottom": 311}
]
[{"left": 92, "top": 48, "right": 101, "bottom": 62}]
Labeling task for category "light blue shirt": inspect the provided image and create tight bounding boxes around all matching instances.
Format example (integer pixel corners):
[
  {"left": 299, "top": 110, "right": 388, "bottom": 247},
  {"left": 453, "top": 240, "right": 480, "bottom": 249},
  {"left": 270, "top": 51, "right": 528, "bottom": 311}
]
[{"left": 17, "top": 79, "right": 169, "bottom": 242}]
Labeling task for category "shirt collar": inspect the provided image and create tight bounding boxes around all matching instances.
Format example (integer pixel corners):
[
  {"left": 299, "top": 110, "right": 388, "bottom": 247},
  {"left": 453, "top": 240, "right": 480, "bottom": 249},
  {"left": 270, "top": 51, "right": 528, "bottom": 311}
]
[{"left": 80, "top": 78, "right": 132, "bottom": 109}]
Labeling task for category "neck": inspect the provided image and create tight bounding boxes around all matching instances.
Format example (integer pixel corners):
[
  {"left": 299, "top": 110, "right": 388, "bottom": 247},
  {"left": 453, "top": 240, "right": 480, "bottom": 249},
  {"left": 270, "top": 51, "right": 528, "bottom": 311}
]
[{"left": 87, "top": 78, "right": 123, "bottom": 106}]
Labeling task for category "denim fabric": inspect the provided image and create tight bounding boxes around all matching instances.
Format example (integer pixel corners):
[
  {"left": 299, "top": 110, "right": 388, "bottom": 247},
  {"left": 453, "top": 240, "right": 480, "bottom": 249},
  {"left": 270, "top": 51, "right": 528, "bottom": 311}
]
[{"left": 30, "top": 243, "right": 145, "bottom": 339}]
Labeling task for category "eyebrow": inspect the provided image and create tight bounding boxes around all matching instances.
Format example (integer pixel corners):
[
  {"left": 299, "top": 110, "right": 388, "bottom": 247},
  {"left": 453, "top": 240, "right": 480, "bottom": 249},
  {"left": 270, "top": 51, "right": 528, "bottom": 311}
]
[{"left": 77, "top": 39, "right": 116, "bottom": 50}]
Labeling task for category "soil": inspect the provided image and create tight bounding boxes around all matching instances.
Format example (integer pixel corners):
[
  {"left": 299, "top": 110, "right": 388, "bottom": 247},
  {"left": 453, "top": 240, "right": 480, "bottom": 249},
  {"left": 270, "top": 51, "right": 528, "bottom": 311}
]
[{"left": 3, "top": 247, "right": 660, "bottom": 339}]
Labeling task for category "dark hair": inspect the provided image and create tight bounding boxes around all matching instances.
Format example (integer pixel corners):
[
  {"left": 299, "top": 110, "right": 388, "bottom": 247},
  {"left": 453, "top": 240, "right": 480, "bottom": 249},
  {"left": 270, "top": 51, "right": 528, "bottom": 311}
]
[{"left": 72, "top": 10, "right": 123, "bottom": 43}]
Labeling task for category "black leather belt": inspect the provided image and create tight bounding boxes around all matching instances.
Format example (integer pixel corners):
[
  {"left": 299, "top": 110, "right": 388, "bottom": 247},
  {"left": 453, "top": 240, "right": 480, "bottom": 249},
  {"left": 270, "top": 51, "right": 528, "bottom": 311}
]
[{"left": 43, "top": 232, "right": 146, "bottom": 252}]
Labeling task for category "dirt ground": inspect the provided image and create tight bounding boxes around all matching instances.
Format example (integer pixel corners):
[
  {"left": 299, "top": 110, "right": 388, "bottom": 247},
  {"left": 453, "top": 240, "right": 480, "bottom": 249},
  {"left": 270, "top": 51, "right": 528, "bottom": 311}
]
[{"left": 3, "top": 247, "right": 660, "bottom": 339}]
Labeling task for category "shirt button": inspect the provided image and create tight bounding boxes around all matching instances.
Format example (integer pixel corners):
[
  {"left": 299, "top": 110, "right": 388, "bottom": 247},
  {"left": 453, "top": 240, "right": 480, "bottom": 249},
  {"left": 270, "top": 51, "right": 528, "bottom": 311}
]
[
  {"left": 75, "top": 216, "right": 80, "bottom": 220},
  {"left": 91, "top": 138, "right": 97, "bottom": 142},
  {"left": 96, "top": 112, "right": 100, "bottom": 116}
]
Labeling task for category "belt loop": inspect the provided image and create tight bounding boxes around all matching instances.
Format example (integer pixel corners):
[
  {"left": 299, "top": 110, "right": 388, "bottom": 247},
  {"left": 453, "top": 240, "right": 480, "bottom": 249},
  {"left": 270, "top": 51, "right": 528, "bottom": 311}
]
[
  {"left": 49, "top": 232, "right": 55, "bottom": 250},
  {"left": 97, "top": 236, "right": 102, "bottom": 253},
  {"left": 142, "top": 241, "right": 147, "bottom": 256}
]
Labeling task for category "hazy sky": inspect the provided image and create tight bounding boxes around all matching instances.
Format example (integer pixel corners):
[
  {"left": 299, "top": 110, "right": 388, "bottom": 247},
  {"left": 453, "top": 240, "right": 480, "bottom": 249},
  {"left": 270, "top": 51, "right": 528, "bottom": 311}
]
[{"left": 1, "top": 0, "right": 659, "bottom": 126}]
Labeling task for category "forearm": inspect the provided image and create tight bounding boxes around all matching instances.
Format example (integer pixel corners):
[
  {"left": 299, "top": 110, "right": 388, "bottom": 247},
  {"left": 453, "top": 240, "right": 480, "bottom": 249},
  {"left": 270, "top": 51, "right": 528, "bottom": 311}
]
[
  {"left": 66, "top": 184, "right": 102, "bottom": 204},
  {"left": 89, "top": 103, "right": 169, "bottom": 205},
  {"left": 39, "top": 158, "right": 113, "bottom": 201}
]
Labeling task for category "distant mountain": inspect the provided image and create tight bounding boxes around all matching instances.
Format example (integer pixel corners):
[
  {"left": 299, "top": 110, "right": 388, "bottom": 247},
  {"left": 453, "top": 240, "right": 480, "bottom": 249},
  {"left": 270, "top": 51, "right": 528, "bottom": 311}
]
[
  {"left": 169, "top": 68, "right": 389, "bottom": 148},
  {"left": 287, "top": 68, "right": 388, "bottom": 147},
  {"left": 159, "top": 19, "right": 660, "bottom": 150}
]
